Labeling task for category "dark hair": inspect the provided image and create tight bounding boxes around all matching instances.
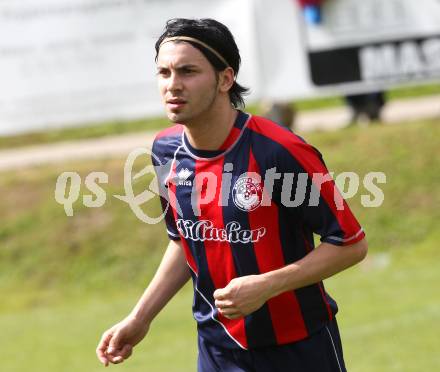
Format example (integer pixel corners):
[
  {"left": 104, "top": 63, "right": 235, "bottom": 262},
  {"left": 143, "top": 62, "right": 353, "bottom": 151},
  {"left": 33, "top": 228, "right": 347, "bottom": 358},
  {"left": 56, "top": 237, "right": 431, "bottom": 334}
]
[{"left": 155, "top": 18, "right": 249, "bottom": 109}]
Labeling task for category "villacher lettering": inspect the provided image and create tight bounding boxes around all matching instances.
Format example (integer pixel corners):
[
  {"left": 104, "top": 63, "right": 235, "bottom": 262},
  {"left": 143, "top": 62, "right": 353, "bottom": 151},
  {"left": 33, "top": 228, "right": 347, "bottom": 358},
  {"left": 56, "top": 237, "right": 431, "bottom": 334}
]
[{"left": 176, "top": 219, "right": 266, "bottom": 244}]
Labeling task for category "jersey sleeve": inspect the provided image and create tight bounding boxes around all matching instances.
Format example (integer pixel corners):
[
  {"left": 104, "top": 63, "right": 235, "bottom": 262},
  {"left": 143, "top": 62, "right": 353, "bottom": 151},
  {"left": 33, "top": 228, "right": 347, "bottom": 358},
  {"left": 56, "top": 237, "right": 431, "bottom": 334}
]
[
  {"left": 157, "top": 189, "right": 181, "bottom": 241},
  {"left": 275, "top": 139, "right": 365, "bottom": 246},
  {"left": 151, "top": 140, "right": 181, "bottom": 241}
]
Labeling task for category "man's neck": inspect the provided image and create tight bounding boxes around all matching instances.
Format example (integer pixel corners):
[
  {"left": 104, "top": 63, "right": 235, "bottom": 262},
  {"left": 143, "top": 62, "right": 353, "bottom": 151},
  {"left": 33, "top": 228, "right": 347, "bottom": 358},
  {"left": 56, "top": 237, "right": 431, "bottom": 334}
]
[{"left": 183, "top": 104, "right": 238, "bottom": 151}]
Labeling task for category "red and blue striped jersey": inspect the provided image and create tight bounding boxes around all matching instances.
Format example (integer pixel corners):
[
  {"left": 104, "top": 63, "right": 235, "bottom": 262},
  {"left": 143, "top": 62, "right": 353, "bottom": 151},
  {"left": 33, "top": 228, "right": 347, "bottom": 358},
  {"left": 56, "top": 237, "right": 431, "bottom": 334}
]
[{"left": 152, "top": 111, "right": 365, "bottom": 350}]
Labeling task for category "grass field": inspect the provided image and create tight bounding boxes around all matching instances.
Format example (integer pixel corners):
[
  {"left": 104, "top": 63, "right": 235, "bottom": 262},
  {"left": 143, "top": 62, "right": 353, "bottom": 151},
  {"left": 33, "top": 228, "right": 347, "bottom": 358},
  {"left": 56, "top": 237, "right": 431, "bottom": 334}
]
[{"left": 0, "top": 118, "right": 439, "bottom": 371}]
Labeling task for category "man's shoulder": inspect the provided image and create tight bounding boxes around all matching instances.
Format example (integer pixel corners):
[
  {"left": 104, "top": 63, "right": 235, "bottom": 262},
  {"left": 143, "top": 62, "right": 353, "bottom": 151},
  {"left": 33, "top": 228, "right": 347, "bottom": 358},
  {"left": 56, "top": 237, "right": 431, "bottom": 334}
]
[
  {"left": 152, "top": 124, "right": 184, "bottom": 162},
  {"left": 154, "top": 124, "right": 184, "bottom": 142},
  {"left": 153, "top": 124, "right": 183, "bottom": 148},
  {"left": 247, "top": 114, "right": 308, "bottom": 151},
  {"left": 246, "top": 114, "right": 324, "bottom": 168}
]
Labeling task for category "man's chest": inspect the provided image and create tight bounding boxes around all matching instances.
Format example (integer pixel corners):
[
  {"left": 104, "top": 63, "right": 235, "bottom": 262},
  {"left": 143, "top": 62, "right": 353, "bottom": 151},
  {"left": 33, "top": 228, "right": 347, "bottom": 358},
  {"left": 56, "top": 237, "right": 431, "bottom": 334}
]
[{"left": 169, "top": 155, "right": 270, "bottom": 244}]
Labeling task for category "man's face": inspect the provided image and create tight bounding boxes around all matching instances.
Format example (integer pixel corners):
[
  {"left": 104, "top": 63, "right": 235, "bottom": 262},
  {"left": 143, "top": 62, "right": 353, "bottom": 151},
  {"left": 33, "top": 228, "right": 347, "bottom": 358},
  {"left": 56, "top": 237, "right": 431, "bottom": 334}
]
[{"left": 156, "top": 41, "right": 220, "bottom": 124}]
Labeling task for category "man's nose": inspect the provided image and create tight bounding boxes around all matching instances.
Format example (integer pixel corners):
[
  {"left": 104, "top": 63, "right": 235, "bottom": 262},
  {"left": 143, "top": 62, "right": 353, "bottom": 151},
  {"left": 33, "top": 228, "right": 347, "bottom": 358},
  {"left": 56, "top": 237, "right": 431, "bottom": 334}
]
[{"left": 168, "top": 72, "right": 183, "bottom": 92}]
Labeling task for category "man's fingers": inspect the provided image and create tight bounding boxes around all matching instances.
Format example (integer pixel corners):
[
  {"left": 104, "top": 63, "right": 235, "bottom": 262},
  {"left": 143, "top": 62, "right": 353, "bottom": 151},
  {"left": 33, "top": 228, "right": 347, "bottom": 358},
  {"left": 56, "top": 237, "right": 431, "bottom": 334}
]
[
  {"left": 105, "top": 349, "right": 124, "bottom": 364},
  {"left": 96, "top": 347, "right": 109, "bottom": 365},
  {"left": 115, "top": 344, "right": 133, "bottom": 359},
  {"left": 218, "top": 307, "right": 241, "bottom": 317},
  {"left": 105, "top": 344, "right": 133, "bottom": 365},
  {"left": 96, "top": 331, "right": 113, "bottom": 365},
  {"left": 97, "top": 331, "right": 113, "bottom": 352},
  {"left": 107, "top": 331, "right": 122, "bottom": 353},
  {"left": 218, "top": 308, "right": 236, "bottom": 315},
  {"left": 122, "top": 344, "right": 133, "bottom": 359},
  {"left": 213, "top": 288, "right": 227, "bottom": 300},
  {"left": 107, "top": 354, "right": 124, "bottom": 364},
  {"left": 97, "top": 354, "right": 109, "bottom": 367},
  {"left": 215, "top": 299, "right": 233, "bottom": 309}
]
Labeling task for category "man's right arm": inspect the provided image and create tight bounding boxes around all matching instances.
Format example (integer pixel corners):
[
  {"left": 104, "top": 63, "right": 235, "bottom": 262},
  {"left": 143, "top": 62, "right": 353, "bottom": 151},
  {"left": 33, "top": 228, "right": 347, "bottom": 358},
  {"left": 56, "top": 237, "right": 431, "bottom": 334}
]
[
  {"left": 129, "top": 239, "right": 190, "bottom": 323},
  {"left": 96, "top": 239, "right": 190, "bottom": 366}
]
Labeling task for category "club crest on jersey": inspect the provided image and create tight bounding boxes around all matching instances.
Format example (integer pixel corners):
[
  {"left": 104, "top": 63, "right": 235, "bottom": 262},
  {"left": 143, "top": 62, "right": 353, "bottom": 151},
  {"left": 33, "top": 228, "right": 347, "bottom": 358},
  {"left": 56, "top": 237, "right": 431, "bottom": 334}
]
[
  {"left": 232, "top": 175, "right": 263, "bottom": 212},
  {"left": 177, "top": 168, "right": 193, "bottom": 186}
]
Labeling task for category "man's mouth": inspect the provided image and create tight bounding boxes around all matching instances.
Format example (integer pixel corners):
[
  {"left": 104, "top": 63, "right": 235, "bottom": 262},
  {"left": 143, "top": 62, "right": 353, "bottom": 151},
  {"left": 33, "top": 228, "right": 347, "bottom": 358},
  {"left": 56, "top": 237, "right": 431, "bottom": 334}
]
[{"left": 167, "top": 98, "right": 187, "bottom": 110}]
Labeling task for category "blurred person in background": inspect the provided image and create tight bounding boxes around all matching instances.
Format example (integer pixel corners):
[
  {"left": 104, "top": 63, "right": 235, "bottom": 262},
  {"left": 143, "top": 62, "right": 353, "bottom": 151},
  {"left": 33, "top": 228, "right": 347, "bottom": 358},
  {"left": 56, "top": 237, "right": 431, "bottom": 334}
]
[
  {"left": 344, "top": 91, "right": 386, "bottom": 125},
  {"left": 298, "top": 0, "right": 325, "bottom": 25},
  {"left": 261, "top": 101, "right": 296, "bottom": 129},
  {"left": 96, "top": 18, "right": 367, "bottom": 372}
]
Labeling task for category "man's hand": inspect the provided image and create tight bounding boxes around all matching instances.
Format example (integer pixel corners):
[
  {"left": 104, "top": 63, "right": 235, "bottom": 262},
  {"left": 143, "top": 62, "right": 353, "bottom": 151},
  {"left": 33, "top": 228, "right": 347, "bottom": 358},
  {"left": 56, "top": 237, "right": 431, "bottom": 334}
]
[
  {"left": 95, "top": 240, "right": 190, "bottom": 367},
  {"left": 96, "top": 316, "right": 150, "bottom": 367},
  {"left": 213, "top": 275, "right": 270, "bottom": 319}
]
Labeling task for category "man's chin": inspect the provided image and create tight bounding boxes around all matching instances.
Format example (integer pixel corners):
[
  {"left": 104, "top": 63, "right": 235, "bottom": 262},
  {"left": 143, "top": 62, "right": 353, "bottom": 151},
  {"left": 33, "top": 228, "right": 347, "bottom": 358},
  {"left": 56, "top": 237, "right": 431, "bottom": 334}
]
[
  {"left": 167, "top": 112, "right": 189, "bottom": 124},
  {"left": 167, "top": 113, "right": 181, "bottom": 122}
]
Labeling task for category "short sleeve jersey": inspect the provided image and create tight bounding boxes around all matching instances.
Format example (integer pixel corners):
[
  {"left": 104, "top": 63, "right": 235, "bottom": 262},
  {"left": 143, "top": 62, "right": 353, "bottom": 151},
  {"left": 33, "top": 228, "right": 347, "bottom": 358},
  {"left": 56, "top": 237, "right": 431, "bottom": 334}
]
[{"left": 152, "top": 111, "right": 365, "bottom": 350}]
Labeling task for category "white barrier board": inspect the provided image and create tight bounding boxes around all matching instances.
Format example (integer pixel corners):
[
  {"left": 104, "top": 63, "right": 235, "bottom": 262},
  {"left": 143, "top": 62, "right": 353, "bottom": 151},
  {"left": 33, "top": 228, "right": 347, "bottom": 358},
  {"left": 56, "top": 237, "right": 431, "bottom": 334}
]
[
  {"left": 0, "top": 0, "right": 258, "bottom": 134},
  {"left": 0, "top": 0, "right": 439, "bottom": 135}
]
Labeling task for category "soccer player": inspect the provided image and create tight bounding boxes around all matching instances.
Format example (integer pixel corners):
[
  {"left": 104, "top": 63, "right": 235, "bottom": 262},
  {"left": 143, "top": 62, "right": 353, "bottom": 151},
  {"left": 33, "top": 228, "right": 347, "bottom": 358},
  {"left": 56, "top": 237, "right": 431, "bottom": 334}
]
[{"left": 96, "top": 18, "right": 368, "bottom": 371}]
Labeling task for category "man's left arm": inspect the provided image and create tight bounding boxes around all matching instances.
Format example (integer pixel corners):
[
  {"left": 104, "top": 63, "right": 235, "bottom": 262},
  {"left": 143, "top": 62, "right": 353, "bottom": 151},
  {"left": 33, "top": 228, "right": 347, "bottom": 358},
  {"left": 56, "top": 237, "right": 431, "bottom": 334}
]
[
  {"left": 215, "top": 136, "right": 368, "bottom": 319},
  {"left": 214, "top": 238, "right": 367, "bottom": 319}
]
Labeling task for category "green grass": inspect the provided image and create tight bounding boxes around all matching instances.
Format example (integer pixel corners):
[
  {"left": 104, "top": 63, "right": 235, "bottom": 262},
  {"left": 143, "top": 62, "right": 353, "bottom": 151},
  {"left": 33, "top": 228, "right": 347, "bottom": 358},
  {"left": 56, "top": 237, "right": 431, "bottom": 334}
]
[
  {"left": 1, "top": 286, "right": 197, "bottom": 372},
  {"left": 386, "top": 83, "right": 440, "bottom": 100},
  {"left": 327, "top": 228, "right": 440, "bottom": 372},
  {"left": 0, "top": 116, "right": 168, "bottom": 151},
  {"left": 293, "top": 82, "right": 440, "bottom": 111},
  {"left": 0, "top": 118, "right": 439, "bottom": 371},
  {"left": 0, "top": 83, "right": 439, "bottom": 151}
]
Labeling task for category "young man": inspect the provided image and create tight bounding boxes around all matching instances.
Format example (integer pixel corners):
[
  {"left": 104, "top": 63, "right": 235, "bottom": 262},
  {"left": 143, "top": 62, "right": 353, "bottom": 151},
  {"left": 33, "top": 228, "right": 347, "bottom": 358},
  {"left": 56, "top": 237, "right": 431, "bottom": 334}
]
[{"left": 96, "top": 18, "right": 367, "bottom": 371}]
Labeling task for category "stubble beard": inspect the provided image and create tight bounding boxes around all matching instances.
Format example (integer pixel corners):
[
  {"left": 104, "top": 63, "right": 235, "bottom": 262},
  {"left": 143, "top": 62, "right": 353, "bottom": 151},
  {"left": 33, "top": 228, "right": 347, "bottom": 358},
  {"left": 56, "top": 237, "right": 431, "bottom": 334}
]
[{"left": 167, "top": 80, "right": 219, "bottom": 127}]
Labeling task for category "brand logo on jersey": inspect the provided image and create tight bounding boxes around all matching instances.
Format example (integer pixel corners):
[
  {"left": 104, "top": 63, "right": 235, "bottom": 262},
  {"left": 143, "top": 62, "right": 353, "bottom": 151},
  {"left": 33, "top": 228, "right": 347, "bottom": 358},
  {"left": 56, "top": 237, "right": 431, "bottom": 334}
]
[
  {"left": 176, "top": 219, "right": 266, "bottom": 243},
  {"left": 232, "top": 175, "right": 263, "bottom": 212},
  {"left": 177, "top": 168, "right": 193, "bottom": 186}
]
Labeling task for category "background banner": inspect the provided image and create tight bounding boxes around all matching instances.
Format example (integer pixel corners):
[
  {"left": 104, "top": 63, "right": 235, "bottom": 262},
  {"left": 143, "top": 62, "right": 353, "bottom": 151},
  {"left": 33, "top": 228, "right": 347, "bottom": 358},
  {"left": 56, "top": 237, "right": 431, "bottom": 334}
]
[
  {"left": 0, "top": 0, "right": 439, "bottom": 135},
  {"left": 0, "top": 0, "right": 257, "bottom": 134}
]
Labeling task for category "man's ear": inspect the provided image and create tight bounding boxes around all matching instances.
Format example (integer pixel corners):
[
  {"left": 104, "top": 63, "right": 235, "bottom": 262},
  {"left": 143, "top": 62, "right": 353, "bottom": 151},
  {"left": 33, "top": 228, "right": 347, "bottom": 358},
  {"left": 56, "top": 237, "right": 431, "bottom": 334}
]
[{"left": 218, "top": 67, "right": 235, "bottom": 93}]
